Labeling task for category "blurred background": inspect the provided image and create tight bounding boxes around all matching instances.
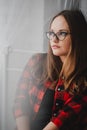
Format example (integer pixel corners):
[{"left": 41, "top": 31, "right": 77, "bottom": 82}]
[{"left": 0, "top": 0, "right": 87, "bottom": 130}]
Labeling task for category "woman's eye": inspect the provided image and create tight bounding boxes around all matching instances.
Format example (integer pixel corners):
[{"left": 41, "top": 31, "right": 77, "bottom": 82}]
[{"left": 59, "top": 32, "right": 68, "bottom": 36}]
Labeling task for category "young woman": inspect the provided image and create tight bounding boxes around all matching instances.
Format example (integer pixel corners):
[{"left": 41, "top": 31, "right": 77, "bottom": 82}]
[{"left": 13, "top": 10, "right": 87, "bottom": 130}]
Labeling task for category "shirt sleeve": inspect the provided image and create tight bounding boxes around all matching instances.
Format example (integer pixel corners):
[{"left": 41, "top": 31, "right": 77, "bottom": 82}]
[
  {"left": 13, "top": 53, "right": 44, "bottom": 119},
  {"left": 51, "top": 90, "right": 87, "bottom": 128}
]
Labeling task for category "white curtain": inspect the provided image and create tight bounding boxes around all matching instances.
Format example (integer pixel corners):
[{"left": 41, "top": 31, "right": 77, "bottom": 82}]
[
  {"left": 0, "top": 48, "right": 8, "bottom": 130},
  {"left": 0, "top": 0, "right": 32, "bottom": 49},
  {"left": 0, "top": 1, "right": 31, "bottom": 129},
  {"left": 63, "top": 0, "right": 80, "bottom": 9}
]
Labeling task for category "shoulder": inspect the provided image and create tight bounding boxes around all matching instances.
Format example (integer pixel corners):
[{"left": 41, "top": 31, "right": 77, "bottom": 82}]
[
  {"left": 27, "top": 53, "right": 47, "bottom": 67},
  {"left": 30, "top": 53, "right": 47, "bottom": 61},
  {"left": 23, "top": 53, "right": 47, "bottom": 79}
]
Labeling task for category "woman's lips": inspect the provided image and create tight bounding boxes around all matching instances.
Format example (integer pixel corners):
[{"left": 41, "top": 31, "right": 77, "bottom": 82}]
[{"left": 51, "top": 45, "right": 60, "bottom": 49}]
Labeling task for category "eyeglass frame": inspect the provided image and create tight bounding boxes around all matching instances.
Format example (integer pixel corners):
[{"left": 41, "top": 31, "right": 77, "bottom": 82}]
[{"left": 46, "top": 30, "right": 71, "bottom": 41}]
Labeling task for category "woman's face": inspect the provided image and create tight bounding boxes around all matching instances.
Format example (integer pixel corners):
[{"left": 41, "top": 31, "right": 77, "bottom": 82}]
[{"left": 49, "top": 15, "right": 72, "bottom": 62}]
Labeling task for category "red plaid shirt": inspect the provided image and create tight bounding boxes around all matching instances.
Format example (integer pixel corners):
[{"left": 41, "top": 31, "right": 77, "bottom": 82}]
[
  {"left": 51, "top": 78, "right": 87, "bottom": 130},
  {"left": 13, "top": 53, "right": 87, "bottom": 130},
  {"left": 13, "top": 53, "right": 52, "bottom": 121}
]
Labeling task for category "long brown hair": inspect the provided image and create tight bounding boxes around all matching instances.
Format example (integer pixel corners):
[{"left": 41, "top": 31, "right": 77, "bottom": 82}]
[
  {"left": 33, "top": 10, "right": 87, "bottom": 91},
  {"left": 46, "top": 10, "right": 87, "bottom": 90}
]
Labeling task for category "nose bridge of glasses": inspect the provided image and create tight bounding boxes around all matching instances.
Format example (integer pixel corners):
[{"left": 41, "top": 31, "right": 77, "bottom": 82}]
[
  {"left": 46, "top": 31, "right": 64, "bottom": 41},
  {"left": 50, "top": 32, "right": 59, "bottom": 41},
  {"left": 51, "top": 35, "right": 59, "bottom": 43},
  {"left": 51, "top": 34, "right": 59, "bottom": 43}
]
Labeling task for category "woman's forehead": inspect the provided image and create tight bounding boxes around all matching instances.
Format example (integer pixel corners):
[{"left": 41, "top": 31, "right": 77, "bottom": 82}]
[{"left": 51, "top": 15, "right": 69, "bottom": 32}]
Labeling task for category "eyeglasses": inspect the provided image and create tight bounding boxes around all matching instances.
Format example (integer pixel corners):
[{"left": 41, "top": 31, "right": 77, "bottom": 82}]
[{"left": 46, "top": 30, "right": 71, "bottom": 41}]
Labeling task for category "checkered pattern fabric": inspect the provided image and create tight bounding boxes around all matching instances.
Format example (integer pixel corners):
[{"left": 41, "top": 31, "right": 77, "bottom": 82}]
[
  {"left": 51, "top": 78, "right": 87, "bottom": 130},
  {"left": 13, "top": 53, "right": 51, "bottom": 120},
  {"left": 13, "top": 53, "right": 87, "bottom": 130}
]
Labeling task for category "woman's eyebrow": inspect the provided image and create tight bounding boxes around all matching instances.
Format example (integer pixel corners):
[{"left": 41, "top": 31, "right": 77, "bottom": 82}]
[
  {"left": 50, "top": 29, "right": 70, "bottom": 33},
  {"left": 57, "top": 29, "right": 70, "bottom": 32}
]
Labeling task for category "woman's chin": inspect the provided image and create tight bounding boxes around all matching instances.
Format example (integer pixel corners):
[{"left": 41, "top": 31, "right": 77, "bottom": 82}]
[{"left": 52, "top": 51, "right": 60, "bottom": 56}]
